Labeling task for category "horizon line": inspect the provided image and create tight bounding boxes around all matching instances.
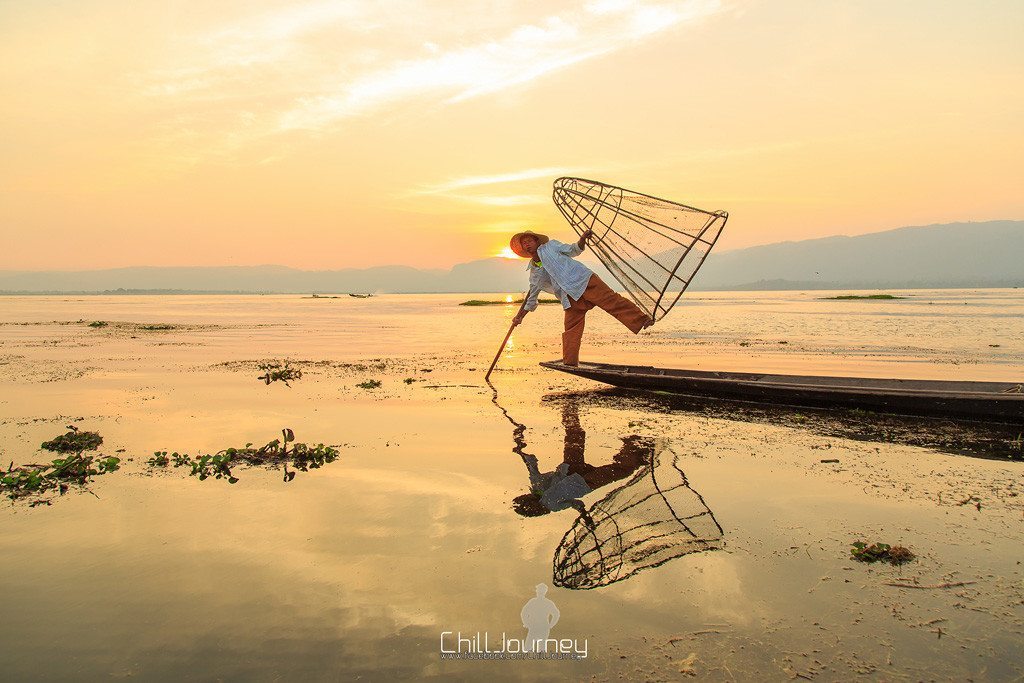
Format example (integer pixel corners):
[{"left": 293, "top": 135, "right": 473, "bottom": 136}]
[{"left": 0, "top": 218, "right": 1017, "bottom": 275}]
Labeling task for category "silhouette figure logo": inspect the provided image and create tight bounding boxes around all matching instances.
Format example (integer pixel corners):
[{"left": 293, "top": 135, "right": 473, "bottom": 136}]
[{"left": 520, "top": 583, "right": 560, "bottom": 652}]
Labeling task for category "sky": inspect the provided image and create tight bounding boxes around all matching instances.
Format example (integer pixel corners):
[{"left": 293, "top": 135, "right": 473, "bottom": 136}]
[{"left": 1, "top": 0, "right": 1022, "bottom": 270}]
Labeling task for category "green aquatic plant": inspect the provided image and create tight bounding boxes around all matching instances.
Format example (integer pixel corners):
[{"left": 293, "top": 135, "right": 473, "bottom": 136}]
[
  {"left": 189, "top": 453, "right": 237, "bottom": 483},
  {"left": 40, "top": 426, "right": 103, "bottom": 454},
  {"left": 147, "top": 452, "right": 170, "bottom": 467},
  {"left": 146, "top": 429, "right": 340, "bottom": 485},
  {"left": 850, "top": 541, "right": 915, "bottom": 565},
  {"left": 821, "top": 294, "right": 904, "bottom": 300},
  {"left": 357, "top": 379, "right": 382, "bottom": 389},
  {"left": 0, "top": 426, "right": 118, "bottom": 501},
  {"left": 148, "top": 451, "right": 194, "bottom": 468},
  {"left": 1, "top": 451, "right": 120, "bottom": 502},
  {"left": 257, "top": 360, "right": 302, "bottom": 386}
]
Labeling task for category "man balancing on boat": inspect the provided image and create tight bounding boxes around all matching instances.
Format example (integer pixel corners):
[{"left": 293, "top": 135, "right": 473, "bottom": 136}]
[{"left": 509, "top": 229, "right": 653, "bottom": 367}]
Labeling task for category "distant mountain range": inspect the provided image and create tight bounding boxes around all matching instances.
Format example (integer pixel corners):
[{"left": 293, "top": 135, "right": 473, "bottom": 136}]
[{"left": 1, "top": 220, "right": 1020, "bottom": 294}]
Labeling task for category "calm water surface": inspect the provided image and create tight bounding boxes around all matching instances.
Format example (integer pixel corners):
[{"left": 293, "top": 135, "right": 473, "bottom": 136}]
[{"left": 0, "top": 291, "right": 1021, "bottom": 680}]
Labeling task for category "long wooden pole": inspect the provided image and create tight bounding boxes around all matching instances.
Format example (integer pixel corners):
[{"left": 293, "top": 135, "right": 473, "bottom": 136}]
[{"left": 484, "top": 295, "right": 528, "bottom": 382}]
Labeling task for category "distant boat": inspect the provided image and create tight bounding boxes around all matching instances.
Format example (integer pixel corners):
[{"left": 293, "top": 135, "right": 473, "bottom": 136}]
[
  {"left": 348, "top": 293, "right": 373, "bottom": 298},
  {"left": 540, "top": 361, "right": 1024, "bottom": 424}
]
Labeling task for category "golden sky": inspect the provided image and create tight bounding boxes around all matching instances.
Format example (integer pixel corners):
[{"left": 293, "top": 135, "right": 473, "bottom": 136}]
[{"left": 2, "top": 0, "right": 1022, "bottom": 270}]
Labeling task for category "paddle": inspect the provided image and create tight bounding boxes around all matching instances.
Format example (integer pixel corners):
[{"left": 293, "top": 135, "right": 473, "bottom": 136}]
[{"left": 484, "top": 295, "right": 528, "bottom": 381}]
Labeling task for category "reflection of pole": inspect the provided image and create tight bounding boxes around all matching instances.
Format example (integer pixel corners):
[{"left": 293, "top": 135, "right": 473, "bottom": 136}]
[
  {"left": 487, "top": 379, "right": 533, "bottom": 467},
  {"left": 483, "top": 294, "right": 527, "bottom": 382}
]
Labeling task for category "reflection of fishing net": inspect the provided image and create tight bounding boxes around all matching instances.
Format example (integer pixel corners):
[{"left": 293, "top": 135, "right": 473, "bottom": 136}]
[
  {"left": 553, "top": 441, "right": 723, "bottom": 590},
  {"left": 552, "top": 177, "right": 727, "bottom": 322}
]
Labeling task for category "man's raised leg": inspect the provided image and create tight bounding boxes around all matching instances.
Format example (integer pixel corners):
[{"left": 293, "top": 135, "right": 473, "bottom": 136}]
[{"left": 583, "top": 275, "right": 651, "bottom": 334}]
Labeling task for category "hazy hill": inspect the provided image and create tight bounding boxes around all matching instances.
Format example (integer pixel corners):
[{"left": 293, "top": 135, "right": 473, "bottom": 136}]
[
  {"left": 0, "top": 220, "right": 1020, "bottom": 294},
  {"left": 691, "top": 220, "right": 1023, "bottom": 290}
]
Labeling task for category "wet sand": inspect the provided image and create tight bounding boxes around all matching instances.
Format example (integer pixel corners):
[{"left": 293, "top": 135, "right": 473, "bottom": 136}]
[{"left": 0, "top": 291, "right": 1022, "bottom": 681}]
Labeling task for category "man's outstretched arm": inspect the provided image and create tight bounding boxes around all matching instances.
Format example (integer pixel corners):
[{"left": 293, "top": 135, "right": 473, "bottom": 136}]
[
  {"left": 577, "top": 229, "right": 593, "bottom": 250},
  {"left": 563, "top": 229, "right": 594, "bottom": 257}
]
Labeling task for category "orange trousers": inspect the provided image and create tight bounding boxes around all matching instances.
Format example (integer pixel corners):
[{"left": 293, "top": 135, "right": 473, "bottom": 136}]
[{"left": 563, "top": 274, "right": 649, "bottom": 366}]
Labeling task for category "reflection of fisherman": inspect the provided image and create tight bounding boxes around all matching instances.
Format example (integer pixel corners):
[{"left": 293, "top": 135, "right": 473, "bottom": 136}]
[
  {"left": 513, "top": 400, "right": 649, "bottom": 517},
  {"left": 521, "top": 583, "right": 560, "bottom": 651}
]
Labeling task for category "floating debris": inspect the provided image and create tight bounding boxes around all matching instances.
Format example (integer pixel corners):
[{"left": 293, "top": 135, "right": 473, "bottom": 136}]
[
  {"left": 356, "top": 379, "right": 382, "bottom": 389},
  {"left": 40, "top": 425, "right": 103, "bottom": 453},
  {"left": 459, "top": 298, "right": 559, "bottom": 306},
  {"left": 257, "top": 360, "right": 302, "bottom": 386},
  {"left": 850, "top": 541, "right": 915, "bottom": 565},
  {"left": 957, "top": 495, "right": 983, "bottom": 511}
]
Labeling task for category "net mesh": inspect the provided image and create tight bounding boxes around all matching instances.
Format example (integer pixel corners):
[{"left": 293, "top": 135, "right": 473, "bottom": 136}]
[
  {"left": 552, "top": 439, "right": 723, "bottom": 590},
  {"left": 552, "top": 177, "right": 728, "bottom": 322}
]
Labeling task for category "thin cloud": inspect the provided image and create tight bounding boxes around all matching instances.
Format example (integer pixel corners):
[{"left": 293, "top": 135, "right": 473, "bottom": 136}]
[
  {"left": 136, "top": 1, "right": 725, "bottom": 163},
  {"left": 417, "top": 167, "right": 573, "bottom": 194},
  {"left": 279, "top": 0, "right": 723, "bottom": 131},
  {"left": 445, "top": 194, "right": 549, "bottom": 207}
]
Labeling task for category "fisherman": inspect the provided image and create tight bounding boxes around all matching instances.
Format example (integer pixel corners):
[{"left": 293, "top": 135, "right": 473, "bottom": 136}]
[{"left": 510, "top": 229, "right": 653, "bottom": 366}]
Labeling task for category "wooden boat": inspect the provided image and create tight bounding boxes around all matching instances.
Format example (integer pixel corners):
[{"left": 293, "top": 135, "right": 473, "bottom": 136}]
[{"left": 540, "top": 361, "right": 1024, "bottom": 423}]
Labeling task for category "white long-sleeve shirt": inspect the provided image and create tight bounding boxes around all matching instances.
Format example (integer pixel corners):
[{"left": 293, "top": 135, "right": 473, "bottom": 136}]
[{"left": 524, "top": 239, "right": 593, "bottom": 311}]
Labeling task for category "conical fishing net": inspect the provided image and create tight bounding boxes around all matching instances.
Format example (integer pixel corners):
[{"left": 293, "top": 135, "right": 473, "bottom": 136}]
[
  {"left": 552, "top": 177, "right": 728, "bottom": 322},
  {"left": 552, "top": 440, "right": 723, "bottom": 589}
]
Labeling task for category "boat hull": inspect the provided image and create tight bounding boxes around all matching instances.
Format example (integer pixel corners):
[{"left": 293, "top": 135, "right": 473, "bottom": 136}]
[{"left": 540, "top": 361, "right": 1024, "bottom": 423}]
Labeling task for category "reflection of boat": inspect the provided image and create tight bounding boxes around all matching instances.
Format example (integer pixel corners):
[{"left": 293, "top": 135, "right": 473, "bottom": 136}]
[
  {"left": 541, "top": 361, "right": 1024, "bottom": 424},
  {"left": 553, "top": 440, "right": 723, "bottom": 590}
]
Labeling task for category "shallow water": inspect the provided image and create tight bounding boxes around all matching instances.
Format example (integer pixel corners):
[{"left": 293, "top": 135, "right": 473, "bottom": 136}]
[{"left": 0, "top": 290, "right": 1022, "bottom": 680}]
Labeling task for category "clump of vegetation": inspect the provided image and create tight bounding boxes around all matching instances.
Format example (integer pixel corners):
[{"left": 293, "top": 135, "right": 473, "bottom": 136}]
[
  {"left": 40, "top": 425, "right": 103, "bottom": 454},
  {"left": 147, "top": 451, "right": 192, "bottom": 468},
  {"left": 957, "top": 495, "right": 983, "bottom": 511},
  {"left": 2, "top": 427, "right": 118, "bottom": 502},
  {"left": 403, "top": 377, "right": 417, "bottom": 384},
  {"left": 189, "top": 453, "right": 237, "bottom": 483},
  {"left": 459, "top": 298, "right": 560, "bottom": 306},
  {"left": 257, "top": 360, "right": 303, "bottom": 386},
  {"left": 146, "top": 428, "right": 340, "bottom": 484},
  {"left": 821, "top": 294, "right": 904, "bottom": 300},
  {"left": 357, "top": 379, "right": 382, "bottom": 389},
  {"left": 88, "top": 321, "right": 108, "bottom": 328},
  {"left": 138, "top": 324, "right": 176, "bottom": 331},
  {"left": 850, "top": 541, "right": 915, "bottom": 565}
]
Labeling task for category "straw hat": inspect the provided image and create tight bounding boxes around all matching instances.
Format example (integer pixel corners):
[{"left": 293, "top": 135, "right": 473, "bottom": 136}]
[{"left": 510, "top": 230, "right": 549, "bottom": 258}]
